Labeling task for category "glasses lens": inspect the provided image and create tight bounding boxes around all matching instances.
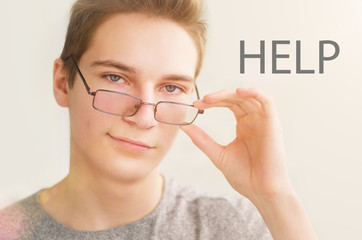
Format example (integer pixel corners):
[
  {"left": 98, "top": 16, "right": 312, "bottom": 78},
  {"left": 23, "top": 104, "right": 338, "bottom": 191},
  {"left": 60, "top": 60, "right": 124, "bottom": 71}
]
[
  {"left": 93, "top": 90, "right": 141, "bottom": 116},
  {"left": 155, "top": 102, "right": 199, "bottom": 125}
]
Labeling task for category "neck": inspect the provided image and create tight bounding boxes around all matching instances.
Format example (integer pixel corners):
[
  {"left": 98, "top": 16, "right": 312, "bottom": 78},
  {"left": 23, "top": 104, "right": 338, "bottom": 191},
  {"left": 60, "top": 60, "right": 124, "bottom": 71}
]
[{"left": 40, "top": 155, "right": 164, "bottom": 231}]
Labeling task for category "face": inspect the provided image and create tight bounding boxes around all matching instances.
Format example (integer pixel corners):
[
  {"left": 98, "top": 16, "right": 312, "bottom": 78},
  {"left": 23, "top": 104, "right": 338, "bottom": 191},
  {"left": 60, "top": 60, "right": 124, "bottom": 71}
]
[{"left": 64, "top": 13, "right": 198, "bottom": 182}]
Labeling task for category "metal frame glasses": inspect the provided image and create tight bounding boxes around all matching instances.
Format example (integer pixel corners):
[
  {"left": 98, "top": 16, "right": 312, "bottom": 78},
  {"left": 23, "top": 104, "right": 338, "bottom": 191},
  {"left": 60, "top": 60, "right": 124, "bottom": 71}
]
[{"left": 63, "top": 55, "right": 204, "bottom": 125}]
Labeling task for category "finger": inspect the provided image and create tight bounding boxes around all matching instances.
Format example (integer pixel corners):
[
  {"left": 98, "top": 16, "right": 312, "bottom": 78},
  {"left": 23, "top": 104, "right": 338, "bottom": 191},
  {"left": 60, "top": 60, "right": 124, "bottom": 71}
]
[
  {"left": 194, "top": 99, "right": 251, "bottom": 118},
  {"left": 202, "top": 89, "right": 262, "bottom": 110},
  {"left": 203, "top": 89, "right": 240, "bottom": 105},
  {"left": 180, "top": 124, "right": 224, "bottom": 168},
  {"left": 194, "top": 90, "right": 263, "bottom": 116},
  {"left": 236, "top": 88, "right": 277, "bottom": 118},
  {"left": 230, "top": 104, "right": 248, "bottom": 118}
]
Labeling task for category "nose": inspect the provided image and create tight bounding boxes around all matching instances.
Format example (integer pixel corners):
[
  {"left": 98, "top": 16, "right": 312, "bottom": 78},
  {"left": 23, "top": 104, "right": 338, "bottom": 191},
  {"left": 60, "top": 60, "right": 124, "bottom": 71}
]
[{"left": 124, "top": 101, "right": 158, "bottom": 129}]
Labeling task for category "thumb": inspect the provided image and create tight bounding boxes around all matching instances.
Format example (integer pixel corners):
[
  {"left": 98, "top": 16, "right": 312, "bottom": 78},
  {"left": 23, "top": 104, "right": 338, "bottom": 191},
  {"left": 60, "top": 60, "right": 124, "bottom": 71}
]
[{"left": 180, "top": 124, "right": 224, "bottom": 167}]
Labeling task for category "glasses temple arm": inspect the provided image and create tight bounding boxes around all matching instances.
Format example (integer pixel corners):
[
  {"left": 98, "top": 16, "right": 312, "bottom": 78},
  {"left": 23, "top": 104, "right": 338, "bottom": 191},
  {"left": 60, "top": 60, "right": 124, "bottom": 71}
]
[
  {"left": 63, "top": 55, "right": 93, "bottom": 95},
  {"left": 193, "top": 84, "right": 204, "bottom": 114},
  {"left": 195, "top": 84, "right": 201, "bottom": 100}
]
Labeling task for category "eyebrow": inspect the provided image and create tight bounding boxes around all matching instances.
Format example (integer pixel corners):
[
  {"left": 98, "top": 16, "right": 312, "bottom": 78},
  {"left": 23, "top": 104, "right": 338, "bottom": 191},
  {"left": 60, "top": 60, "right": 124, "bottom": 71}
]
[
  {"left": 161, "top": 74, "right": 194, "bottom": 83},
  {"left": 90, "top": 60, "right": 195, "bottom": 82},
  {"left": 91, "top": 60, "right": 137, "bottom": 74}
]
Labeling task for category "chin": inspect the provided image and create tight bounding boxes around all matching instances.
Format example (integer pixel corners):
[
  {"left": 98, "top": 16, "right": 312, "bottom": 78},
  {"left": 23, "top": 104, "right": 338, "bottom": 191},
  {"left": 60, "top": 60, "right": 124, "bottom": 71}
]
[{"left": 98, "top": 154, "right": 161, "bottom": 183}]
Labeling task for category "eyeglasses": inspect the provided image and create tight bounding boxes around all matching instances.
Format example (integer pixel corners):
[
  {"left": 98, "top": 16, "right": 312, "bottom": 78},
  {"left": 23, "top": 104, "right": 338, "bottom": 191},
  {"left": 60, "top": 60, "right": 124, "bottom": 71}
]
[{"left": 64, "top": 55, "right": 204, "bottom": 125}]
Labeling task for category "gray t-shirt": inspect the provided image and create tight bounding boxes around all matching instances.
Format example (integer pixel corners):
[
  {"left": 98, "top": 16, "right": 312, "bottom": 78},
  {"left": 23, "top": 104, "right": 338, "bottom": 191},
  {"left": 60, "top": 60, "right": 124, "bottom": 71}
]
[{"left": 0, "top": 177, "right": 272, "bottom": 239}]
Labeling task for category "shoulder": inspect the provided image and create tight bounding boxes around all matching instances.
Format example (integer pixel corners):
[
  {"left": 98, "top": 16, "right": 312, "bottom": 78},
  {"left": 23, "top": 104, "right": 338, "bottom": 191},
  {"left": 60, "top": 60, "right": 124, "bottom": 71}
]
[
  {"left": 161, "top": 177, "right": 272, "bottom": 239},
  {"left": 0, "top": 190, "right": 44, "bottom": 240},
  {"left": 0, "top": 202, "right": 26, "bottom": 240}
]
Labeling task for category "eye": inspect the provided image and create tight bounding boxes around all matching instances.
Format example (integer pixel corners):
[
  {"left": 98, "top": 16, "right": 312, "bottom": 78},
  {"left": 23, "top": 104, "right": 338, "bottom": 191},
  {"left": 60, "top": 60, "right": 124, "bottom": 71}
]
[
  {"left": 106, "top": 74, "right": 124, "bottom": 83},
  {"left": 165, "top": 85, "right": 177, "bottom": 92}
]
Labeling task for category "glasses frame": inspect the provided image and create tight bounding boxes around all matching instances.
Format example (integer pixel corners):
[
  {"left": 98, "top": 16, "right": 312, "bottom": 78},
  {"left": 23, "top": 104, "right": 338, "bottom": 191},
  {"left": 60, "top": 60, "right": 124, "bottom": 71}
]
[{"left": 63, "top": 55, "right": 204, "bottom": 125}]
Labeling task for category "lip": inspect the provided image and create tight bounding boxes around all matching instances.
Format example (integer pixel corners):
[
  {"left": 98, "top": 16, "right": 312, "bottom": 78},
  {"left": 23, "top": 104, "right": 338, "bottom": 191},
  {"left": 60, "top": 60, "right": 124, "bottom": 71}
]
[{"left": 108, "top": 134, "right": 153, "bottom": 152}]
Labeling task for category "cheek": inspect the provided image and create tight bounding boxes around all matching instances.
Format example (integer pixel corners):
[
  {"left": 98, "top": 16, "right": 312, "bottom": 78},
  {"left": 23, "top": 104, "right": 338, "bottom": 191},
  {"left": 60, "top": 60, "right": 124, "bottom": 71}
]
[
  {"left": 158, "top": 125, "right": 180, "bottom": 150},
  {"left": 75, "top": 111, "right": 111, "bottom": 138},
  {"left": 68, "top": 93, "right": 112, "bottom": 144}
]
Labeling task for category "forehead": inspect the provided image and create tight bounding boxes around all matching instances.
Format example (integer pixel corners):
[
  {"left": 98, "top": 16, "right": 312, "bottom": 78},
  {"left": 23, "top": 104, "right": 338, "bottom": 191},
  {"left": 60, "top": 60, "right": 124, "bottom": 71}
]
[{"left": 80, "top": 13, "right": 198, "bottom": 79}]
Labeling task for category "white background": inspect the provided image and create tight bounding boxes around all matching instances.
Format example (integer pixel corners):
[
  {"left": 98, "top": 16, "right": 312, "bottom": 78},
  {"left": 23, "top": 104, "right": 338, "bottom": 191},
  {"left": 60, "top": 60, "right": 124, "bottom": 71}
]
[{"left": 1, "top": 0, "right": 362, "bottom": 239}]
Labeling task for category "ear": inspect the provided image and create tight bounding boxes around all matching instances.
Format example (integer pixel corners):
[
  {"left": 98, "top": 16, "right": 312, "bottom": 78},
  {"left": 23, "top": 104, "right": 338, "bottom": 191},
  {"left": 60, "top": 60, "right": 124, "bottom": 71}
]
[{"left": 53, "top": 58, "right": 69, "bottom": 107}]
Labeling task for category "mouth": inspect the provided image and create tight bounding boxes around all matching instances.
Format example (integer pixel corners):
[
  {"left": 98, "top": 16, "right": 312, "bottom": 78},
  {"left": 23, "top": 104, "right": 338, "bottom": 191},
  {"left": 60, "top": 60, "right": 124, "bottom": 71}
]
[{"left": 108, "top": 134, "right": 154, "bottom": 152}]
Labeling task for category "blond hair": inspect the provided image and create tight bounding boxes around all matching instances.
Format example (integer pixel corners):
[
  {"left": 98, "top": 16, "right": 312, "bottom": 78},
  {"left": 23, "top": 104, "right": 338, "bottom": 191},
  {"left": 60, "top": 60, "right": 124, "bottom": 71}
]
[{"left": 60, "top": 0, "right": 207, "bottom": 87}]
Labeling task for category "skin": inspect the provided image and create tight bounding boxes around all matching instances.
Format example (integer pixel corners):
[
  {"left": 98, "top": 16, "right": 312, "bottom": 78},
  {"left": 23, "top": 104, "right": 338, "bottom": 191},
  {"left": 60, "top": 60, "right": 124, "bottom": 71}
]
[
  {"left": 181, "top": 90, "right": 318, "bottom": 239},
  {"left": 45, "top": 12, "right": 197, "bottom": 230},
  {"left": 44, "top": 12, "right": 318, "bottom": 239}
]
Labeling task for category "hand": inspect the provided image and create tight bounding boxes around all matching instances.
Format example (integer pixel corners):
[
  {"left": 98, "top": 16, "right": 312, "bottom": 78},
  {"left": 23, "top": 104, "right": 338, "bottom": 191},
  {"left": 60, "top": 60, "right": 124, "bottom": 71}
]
[{"left": 180, "top": 88, "right": 294, "bottom": 202}]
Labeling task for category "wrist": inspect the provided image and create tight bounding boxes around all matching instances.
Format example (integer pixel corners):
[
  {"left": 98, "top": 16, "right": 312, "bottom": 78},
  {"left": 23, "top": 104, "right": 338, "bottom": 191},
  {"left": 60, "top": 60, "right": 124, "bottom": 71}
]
[
  {"left": 252, "top": 189, "right": 299, "bottom": 213},
  {"left": 251, "top": 190, "right": 318, "bottom": 240},
  {"left": 248, "top": 178, "right": 296, "bottom": 207}
]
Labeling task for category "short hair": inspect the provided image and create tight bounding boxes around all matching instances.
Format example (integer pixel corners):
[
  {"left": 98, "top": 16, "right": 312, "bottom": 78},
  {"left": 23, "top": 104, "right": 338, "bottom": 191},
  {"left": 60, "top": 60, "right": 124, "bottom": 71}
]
[{"left": 60, "top": 0, "right": 207, "bottom": 88}]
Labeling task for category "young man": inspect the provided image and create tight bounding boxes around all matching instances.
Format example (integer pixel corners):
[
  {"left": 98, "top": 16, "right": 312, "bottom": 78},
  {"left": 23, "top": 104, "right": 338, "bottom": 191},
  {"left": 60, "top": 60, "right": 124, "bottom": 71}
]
[{"left": 0, "top": 0, "right": 318, "bottom": 239}]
